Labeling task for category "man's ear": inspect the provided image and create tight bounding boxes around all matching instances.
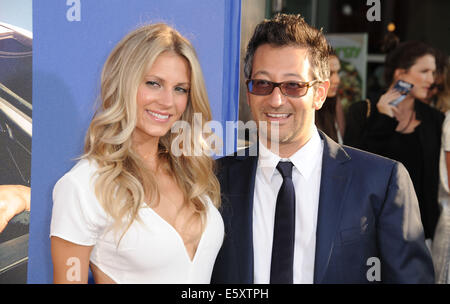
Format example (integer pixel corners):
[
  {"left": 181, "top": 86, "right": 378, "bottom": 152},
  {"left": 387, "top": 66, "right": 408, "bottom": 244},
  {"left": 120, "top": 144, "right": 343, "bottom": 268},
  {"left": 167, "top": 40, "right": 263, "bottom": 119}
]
[{"left": 313, "top": 80, "right": 330, "bottom": 110}]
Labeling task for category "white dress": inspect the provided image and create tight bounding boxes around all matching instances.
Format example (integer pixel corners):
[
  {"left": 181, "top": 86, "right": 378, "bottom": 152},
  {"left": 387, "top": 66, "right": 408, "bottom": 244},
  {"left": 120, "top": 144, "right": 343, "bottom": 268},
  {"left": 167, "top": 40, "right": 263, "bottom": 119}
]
[
  {"left": 433, "top": 110, "right": 450, "bottom": 284},
  {"left": 50, "top": 159, "right": 224, "bottom": 284}
]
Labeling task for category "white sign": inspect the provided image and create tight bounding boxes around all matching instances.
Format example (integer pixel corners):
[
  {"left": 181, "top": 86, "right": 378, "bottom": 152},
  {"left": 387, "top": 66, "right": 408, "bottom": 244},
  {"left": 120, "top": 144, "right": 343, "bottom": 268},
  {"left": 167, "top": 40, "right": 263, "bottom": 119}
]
[{"left": 326, "top": 33, "right": 368, "bottom": 110}]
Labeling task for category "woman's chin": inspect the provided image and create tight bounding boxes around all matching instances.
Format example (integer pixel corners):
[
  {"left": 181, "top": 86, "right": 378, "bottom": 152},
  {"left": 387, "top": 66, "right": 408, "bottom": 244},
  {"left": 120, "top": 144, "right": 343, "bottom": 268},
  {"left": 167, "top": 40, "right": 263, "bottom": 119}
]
[{"left": 412, "top": 91, "right": 427, "bottom": 101}]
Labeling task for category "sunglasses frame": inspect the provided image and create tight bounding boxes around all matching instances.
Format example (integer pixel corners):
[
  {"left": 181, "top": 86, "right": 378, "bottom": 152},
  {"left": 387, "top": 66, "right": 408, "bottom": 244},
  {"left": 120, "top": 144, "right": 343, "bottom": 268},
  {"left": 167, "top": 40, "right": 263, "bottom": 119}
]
[{"left": 246, "top": 79, "right": 321, "bottom": 98}]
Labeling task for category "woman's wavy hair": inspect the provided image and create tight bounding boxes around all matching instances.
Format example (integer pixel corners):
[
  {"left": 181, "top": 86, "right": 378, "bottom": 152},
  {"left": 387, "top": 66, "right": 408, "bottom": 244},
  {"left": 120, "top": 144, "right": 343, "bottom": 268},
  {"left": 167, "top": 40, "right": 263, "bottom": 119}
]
[
  {"left": 381, "top": 33, "right": 435, "bottom": 86},
  {"left": 82, "top": 23, "right": 220, "bottom": 238}
]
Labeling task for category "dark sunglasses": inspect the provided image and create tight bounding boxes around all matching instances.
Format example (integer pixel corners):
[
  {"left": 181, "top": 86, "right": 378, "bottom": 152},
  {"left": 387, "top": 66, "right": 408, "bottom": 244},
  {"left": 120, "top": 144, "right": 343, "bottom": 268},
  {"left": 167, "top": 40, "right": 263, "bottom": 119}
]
[{"left": 246, "top": 79, "right": 321, "bottom": 98}]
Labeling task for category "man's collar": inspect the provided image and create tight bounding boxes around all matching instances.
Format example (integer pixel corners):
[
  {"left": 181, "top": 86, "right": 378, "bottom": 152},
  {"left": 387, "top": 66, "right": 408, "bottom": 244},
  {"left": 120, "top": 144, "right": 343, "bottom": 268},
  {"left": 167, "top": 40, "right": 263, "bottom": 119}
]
[{"left": 258, "top": 126, "right": 323, "bottom": 182}]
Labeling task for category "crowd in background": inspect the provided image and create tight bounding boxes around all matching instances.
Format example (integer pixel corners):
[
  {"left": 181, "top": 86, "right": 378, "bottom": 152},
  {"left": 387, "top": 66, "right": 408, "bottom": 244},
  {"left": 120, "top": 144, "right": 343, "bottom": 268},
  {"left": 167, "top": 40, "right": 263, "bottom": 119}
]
[{"left": 316, "top": 34, "right": 450, "bottom": 284}]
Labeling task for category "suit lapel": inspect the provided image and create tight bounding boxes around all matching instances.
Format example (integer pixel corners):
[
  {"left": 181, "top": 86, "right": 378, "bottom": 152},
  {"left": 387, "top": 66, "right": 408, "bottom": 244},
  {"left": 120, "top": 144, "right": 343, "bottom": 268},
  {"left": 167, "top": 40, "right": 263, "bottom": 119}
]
[
  {"left": 314, "top": 131, "right": 352, "bottom": 283},
  {"left": 228, "top": 152, "right": 258, "bottom": 283},
  {"left": 225, "top": 134, "right": 351, "bottom": 283}
]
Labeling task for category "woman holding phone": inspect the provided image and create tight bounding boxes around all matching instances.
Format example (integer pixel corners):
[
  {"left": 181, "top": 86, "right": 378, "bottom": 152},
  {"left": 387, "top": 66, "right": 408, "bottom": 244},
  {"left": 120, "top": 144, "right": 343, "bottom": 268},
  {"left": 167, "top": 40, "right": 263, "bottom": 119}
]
[{"left": 362, "top": 38, "right": 444, "bottom": 242}]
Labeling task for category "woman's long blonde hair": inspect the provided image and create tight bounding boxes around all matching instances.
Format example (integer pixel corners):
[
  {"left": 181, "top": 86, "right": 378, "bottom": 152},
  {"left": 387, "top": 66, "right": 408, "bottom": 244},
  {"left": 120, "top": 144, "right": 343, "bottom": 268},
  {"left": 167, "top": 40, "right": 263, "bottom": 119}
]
[{"left": 83, "top": 23, "right": 220, "bottom": 237}]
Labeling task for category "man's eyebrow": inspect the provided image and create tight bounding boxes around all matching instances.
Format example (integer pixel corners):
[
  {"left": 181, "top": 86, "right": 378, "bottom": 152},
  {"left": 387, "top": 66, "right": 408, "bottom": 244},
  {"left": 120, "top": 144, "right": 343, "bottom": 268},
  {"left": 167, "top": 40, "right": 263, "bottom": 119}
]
[
  {"left": 283, "top": 72, "right": 304, "bottom": 79},
  {"left": 252, "top": 70, "right": 306, "bottom": 80},
  {"left": 252, "top": 70, "right": 270, "bottom": 78}
]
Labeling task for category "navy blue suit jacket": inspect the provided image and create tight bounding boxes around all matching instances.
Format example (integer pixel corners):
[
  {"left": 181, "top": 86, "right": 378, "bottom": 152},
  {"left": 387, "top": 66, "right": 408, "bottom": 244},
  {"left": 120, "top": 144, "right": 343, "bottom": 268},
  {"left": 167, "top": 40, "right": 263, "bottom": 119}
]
[{"left": 211, "top": 131, "right": 434, "bottom": 283}]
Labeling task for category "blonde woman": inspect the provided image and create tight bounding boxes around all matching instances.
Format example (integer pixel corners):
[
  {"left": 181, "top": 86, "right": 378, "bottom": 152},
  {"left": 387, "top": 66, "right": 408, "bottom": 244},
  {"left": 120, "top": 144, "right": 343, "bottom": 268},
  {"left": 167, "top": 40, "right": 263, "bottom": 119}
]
[{"left": 50, "top": 24, "right": 223, "bottom": 284}]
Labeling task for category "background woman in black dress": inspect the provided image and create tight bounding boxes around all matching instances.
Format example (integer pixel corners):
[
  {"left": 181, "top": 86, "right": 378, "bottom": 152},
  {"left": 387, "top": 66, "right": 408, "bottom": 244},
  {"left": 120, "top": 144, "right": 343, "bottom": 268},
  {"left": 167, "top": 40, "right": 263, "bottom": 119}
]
[{"left": 363, "top": 40, "right": 444, "bottom": 242}]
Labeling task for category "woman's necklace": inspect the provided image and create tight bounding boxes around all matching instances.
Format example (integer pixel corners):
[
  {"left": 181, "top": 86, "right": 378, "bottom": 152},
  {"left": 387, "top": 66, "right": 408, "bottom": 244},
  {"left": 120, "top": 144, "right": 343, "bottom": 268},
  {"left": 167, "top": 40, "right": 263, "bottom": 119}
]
[{"left": 397, "top": 110, "right": 415, "bottom": 133}]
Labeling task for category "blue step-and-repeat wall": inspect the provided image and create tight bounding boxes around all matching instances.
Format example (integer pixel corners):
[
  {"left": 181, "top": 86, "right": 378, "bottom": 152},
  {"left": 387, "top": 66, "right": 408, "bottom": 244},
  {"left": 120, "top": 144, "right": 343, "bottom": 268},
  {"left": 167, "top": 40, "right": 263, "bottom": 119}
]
[{"left": 28, "top": 0, "right": 241, "bottom": 283}]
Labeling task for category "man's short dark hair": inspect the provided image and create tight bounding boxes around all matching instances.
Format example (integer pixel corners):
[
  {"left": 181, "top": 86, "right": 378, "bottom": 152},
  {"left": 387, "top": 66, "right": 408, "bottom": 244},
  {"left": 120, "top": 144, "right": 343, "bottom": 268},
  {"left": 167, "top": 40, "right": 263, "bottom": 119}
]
[{"left": 244, "top": 13, "right": 330, "bottom": 82}]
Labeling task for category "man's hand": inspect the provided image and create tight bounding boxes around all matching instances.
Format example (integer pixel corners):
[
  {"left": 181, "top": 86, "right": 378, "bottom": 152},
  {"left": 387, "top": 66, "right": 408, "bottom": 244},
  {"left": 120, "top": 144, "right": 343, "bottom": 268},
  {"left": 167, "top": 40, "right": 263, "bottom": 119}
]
[{"left": 0, "top": 185, "right": 31, "bottom": 233}]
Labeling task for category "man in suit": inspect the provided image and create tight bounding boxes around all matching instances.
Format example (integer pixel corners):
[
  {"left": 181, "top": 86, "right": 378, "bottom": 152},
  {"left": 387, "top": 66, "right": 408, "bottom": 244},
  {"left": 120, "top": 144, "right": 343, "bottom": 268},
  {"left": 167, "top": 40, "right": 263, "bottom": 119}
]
[{"left": 211, "top": 13, "right": 434, "bottom": 284}]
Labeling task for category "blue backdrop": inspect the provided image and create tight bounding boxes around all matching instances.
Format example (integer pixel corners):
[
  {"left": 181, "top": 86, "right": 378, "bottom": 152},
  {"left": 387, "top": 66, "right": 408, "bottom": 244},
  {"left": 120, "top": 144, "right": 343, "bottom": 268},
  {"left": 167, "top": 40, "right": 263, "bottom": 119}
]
[{"left": 28, "top": 0, "right": 241, "bottom": 283}]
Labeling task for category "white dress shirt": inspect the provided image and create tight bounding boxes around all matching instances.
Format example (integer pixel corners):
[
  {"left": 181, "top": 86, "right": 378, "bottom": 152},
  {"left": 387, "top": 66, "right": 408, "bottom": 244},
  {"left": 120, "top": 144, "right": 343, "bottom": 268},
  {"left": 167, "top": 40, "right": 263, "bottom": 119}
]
[{"left": 253, "top": 127, "right": 324, "bottom": 284}]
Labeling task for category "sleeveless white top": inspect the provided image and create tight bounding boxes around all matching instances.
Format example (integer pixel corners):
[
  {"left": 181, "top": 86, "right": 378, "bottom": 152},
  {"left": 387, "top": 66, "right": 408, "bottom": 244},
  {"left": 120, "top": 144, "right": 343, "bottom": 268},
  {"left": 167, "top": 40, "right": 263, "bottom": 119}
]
[
  {"left": 50, "top": 159, "right": 224, "bottom": 284},
  {"left": 439, "top": 110, "right": 450, "bottom": 205}
]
